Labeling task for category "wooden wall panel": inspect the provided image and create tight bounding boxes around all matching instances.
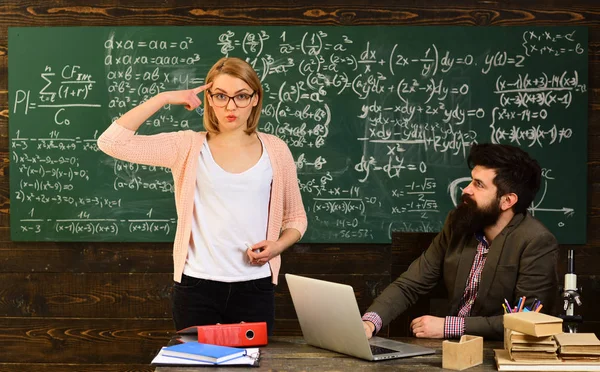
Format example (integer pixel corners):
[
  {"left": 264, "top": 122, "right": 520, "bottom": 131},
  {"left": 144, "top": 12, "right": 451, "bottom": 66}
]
[
  {"left": 0, "top": 365, "right": 153, "bottom": 372},
  {"left": 0, "top": 243, "right": 386, "bottom": 274},
  {"left": 0, "top": 1, "right": 598, "bottom": 370},
  {"left": 0, "top": 273, "right": 173, "bottom": 317},
  {"left": 0, "top": 318, "right": 172, "bottom": 364},
  {"left": 0, "top": 271, "right": 385, "bottom": 320}
]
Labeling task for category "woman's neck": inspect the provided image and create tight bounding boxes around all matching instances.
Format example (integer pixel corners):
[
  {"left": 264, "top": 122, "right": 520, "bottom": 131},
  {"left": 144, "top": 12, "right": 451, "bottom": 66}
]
[{"left": 207, "top": 129, "right": 255, "bottom": 147}]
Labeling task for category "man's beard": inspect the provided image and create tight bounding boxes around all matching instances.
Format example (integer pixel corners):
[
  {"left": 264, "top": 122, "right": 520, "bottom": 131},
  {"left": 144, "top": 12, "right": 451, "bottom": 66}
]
[{"left": 450, "top": 194, "right": 503, "bottom": 236}]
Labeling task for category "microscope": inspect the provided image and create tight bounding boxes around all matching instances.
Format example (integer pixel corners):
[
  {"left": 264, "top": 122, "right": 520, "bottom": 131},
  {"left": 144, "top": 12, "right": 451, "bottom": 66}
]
[{"left": 559, "top": 249, "right": 583, "bottom": 333}]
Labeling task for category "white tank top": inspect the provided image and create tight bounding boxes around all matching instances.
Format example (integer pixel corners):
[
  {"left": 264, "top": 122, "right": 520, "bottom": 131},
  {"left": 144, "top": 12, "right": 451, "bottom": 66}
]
[{"left": 184, "top": 138, "right": 273, "bottom": 282}]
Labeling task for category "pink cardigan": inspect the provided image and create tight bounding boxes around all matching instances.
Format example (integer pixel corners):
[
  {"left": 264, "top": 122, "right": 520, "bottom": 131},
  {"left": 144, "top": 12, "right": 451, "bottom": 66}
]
[{"left": 98, "top": 122, "right": 307, "bottom": 284}]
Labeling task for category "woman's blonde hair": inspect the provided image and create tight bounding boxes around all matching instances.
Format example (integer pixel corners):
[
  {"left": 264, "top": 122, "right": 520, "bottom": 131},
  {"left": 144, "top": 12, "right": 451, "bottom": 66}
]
[{"left": 203, "top": 57, "right": 263, "bottom": 134}]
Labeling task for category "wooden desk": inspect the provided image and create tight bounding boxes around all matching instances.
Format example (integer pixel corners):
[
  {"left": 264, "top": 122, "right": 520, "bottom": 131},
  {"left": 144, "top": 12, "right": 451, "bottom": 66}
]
[{"left": 155, "top": 336, "right": 503, "bottom": 371}]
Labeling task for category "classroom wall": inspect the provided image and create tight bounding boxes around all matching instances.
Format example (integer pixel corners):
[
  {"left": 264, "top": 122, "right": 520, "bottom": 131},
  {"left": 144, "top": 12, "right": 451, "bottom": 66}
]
[{"left": 0, "top": 1, "right": 598, "bottom": 371}]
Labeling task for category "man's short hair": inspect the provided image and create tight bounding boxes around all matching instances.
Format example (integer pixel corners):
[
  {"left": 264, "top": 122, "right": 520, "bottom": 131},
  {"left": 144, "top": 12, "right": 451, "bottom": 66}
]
[{"left": 467, "top": 143, "right": 542, "bottom": 215}]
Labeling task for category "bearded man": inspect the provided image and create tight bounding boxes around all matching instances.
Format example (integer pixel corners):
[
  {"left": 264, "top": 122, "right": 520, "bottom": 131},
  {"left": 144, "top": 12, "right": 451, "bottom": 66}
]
[{"left": 362, "top": 143, "right": 558, "bottom": 340}]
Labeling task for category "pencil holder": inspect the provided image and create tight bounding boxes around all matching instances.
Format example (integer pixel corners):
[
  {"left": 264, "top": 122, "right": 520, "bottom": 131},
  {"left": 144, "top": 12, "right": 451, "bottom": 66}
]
[{"left": 442, "top": 335, "right": 483, "bottom": 370}]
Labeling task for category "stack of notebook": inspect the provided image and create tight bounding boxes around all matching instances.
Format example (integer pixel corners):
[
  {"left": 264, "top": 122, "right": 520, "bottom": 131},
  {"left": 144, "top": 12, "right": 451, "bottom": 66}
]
[{"left": 151, "top": 341, "right": 259, "bottom": 366}]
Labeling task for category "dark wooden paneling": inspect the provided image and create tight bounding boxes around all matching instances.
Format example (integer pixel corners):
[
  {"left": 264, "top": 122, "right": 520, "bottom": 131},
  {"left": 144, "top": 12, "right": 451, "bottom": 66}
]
[
  {"left": 0, "top": 364, "right": 154, "bottom": 372},
  {"left": 571, "top": 321, "right": 600, "bottom": 335},
  {"left": 392, "top": 232, "right": 437, "bottom": 265},
  {"left": 282, "top": 243, "right": 391, "bottom": 275},
  {"left": 0, "top": 272, "right": 387, "bottom": 319},
  {"left": 0, "top": 243, "right": 174, "bottom": 273},
  {"left": 0, "top": 243, "right": 387, "bottom": 273},
  {"left": 0, "top": 318, "right": 172, "bottom": 364},
  {"left": 0, "top": 1, "right": 599, "bottom": 370},
  {"left": 0, "top": 273, "right": 173, "bottom": 317},
  {"left": 0, "top": 54, "right": 6, "bottom": 153},
  {"left": 0, "top": 2, "right": 598, "bottom": 31},
  {"left": 558, "top": 246, "right": 600, "bottom": 275}
]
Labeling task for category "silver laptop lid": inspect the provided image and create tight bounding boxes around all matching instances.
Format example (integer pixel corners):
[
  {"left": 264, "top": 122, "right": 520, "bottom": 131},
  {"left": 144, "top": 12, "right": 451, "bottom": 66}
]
[{"left": 286, "top": 273, "right": 375, "bottom": 360}]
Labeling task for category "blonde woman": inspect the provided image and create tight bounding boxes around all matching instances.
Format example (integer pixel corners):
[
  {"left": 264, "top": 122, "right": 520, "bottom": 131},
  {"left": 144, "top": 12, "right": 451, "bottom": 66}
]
[{"left": 98, "top": 57, "right": 307, "bottom": 336}]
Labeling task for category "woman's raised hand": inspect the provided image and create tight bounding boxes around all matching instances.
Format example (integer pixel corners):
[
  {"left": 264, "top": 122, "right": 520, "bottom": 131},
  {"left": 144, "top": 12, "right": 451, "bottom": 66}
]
[{"left": 164, "top": 82, "right": 212, "bottom": 111}]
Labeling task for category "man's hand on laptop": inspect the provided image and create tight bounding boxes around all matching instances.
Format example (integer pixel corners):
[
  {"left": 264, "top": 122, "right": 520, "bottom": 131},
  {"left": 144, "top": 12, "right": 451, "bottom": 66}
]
[
  {"left": 410, "top": 315, "right": 444, "bottom": 338},
  {"left": 363, "top": 321, "right": 375, "bottom": 339}
]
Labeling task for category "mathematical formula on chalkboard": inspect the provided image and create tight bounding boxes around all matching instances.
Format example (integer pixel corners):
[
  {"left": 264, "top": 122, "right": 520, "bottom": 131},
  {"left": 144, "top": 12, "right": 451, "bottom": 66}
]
[{"left": 9, "top": 26, "right": 588, "bottom": 243}]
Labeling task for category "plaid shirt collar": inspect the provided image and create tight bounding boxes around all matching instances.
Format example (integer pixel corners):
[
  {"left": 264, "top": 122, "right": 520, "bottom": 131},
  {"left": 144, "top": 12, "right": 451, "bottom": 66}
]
[{"left": 474, "top": 231, "right": 490, "bottom": 252}]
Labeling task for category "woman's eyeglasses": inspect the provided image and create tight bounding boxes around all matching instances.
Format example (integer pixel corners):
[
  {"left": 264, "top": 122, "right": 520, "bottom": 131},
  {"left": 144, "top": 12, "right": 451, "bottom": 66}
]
[{"left": 209, "top": 91, "right": 256, "bottom": 108}]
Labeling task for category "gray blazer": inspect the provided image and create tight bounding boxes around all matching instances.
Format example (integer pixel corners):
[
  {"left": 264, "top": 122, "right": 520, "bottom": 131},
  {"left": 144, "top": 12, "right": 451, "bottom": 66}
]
[{"left": 367, "top": 212, "right": 559, "bottom": 340}]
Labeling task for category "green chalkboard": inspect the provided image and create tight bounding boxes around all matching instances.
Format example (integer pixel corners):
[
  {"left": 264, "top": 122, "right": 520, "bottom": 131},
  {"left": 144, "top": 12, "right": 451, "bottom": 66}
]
[{"left": 9, "top": 26, "right": 588, "bottom": 243}]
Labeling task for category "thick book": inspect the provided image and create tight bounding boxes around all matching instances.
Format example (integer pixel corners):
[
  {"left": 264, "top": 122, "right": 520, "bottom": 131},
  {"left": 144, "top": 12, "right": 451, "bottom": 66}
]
[
  {"left": 505, "top": 329, "right": 555, "bottom": 344},
  {"left": 508, "top": 349, "right": 558, "bottom": 361},
  {"left": 505, "top": 328, "right": 557, "bottom": 351},
  {"left": 555, "top": 333, "right": 600, "bottom": 355},
  {"left": 495, "top": 349, "right": 600, "bottom": 371},
  {"left": 510, "top": 343, "right": 557, "bottom": 352},
  {"left": 161, "top": 341, "right": 246, "bottom": 364},
  {"left": 503, "top": 312, "right": 563, "bottom": 337}
]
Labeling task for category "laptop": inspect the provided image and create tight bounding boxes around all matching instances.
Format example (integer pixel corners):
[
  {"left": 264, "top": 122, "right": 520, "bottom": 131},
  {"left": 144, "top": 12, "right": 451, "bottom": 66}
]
[{"left": 285, "top": 273, "right": 436, "bottom": 361}]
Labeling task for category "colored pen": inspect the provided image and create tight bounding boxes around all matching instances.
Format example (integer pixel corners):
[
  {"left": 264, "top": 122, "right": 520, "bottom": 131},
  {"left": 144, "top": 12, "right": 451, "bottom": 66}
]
[
  {"left": 528, "top": 297, "right": 538, "bottom": 312},
  {"left": 516, "top": 297, "right": 523, "bottom": 312},
  {"left": 535, "top": 304, "right": 543, "bottom": 313},
  {"left": 502, "top": 304, "right": 508, "bottom": 314},
  {"left": 519, "top": 296, "right": 527, "bottom": 312},
  {"left": 504, "top": 299, "right": 513, "bottom": 313}
]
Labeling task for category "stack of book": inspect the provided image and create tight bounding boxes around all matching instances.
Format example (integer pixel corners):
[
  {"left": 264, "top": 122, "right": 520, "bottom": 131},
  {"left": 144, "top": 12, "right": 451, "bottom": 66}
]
[
  {"left": 495, "top": 312, "right": 600, "bottom": 371},
  {"left": 504, "top": 328, "right": 558, "bottom": 361},
  {"left": 151, "top": 341, "right": 259, "bottom": 366},
  {"left": 503, "top": 312, "right": 562, "bottom": 362},
  {"left": 555, "top": 333, "right": 600, "bottom": 361}
]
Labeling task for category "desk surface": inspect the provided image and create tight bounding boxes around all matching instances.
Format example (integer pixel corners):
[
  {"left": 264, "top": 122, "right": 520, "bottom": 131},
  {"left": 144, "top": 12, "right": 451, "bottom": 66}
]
[{"left": 154, "top": 336, "right": 503, "bottom": 371}]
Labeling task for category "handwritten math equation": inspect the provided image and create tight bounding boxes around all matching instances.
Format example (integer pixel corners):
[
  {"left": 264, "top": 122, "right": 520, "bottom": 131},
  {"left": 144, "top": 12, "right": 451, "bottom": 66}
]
[{"left": 9, "top": 26, "right": 587, "bottom": 242}]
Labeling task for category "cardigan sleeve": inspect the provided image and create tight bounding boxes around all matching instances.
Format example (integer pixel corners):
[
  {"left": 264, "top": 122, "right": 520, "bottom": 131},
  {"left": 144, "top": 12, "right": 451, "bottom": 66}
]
[
  {"left": 97, "top": 121, "right": 187, "bottom": 169},
  {"left": 279, "top": 140, "right": 308, "bottom": 238}
]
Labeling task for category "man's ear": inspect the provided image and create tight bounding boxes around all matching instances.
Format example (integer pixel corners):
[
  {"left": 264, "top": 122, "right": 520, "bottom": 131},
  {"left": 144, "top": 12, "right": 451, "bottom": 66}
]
[{"left": 500, "top": 193, "right": 518, "bottom": 211}]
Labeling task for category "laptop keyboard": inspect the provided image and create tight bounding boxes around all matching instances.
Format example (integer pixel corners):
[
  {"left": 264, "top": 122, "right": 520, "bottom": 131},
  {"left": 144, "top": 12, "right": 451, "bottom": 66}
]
[{"left": 370, "top": 345, "right": 399, "bottom": 355}]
